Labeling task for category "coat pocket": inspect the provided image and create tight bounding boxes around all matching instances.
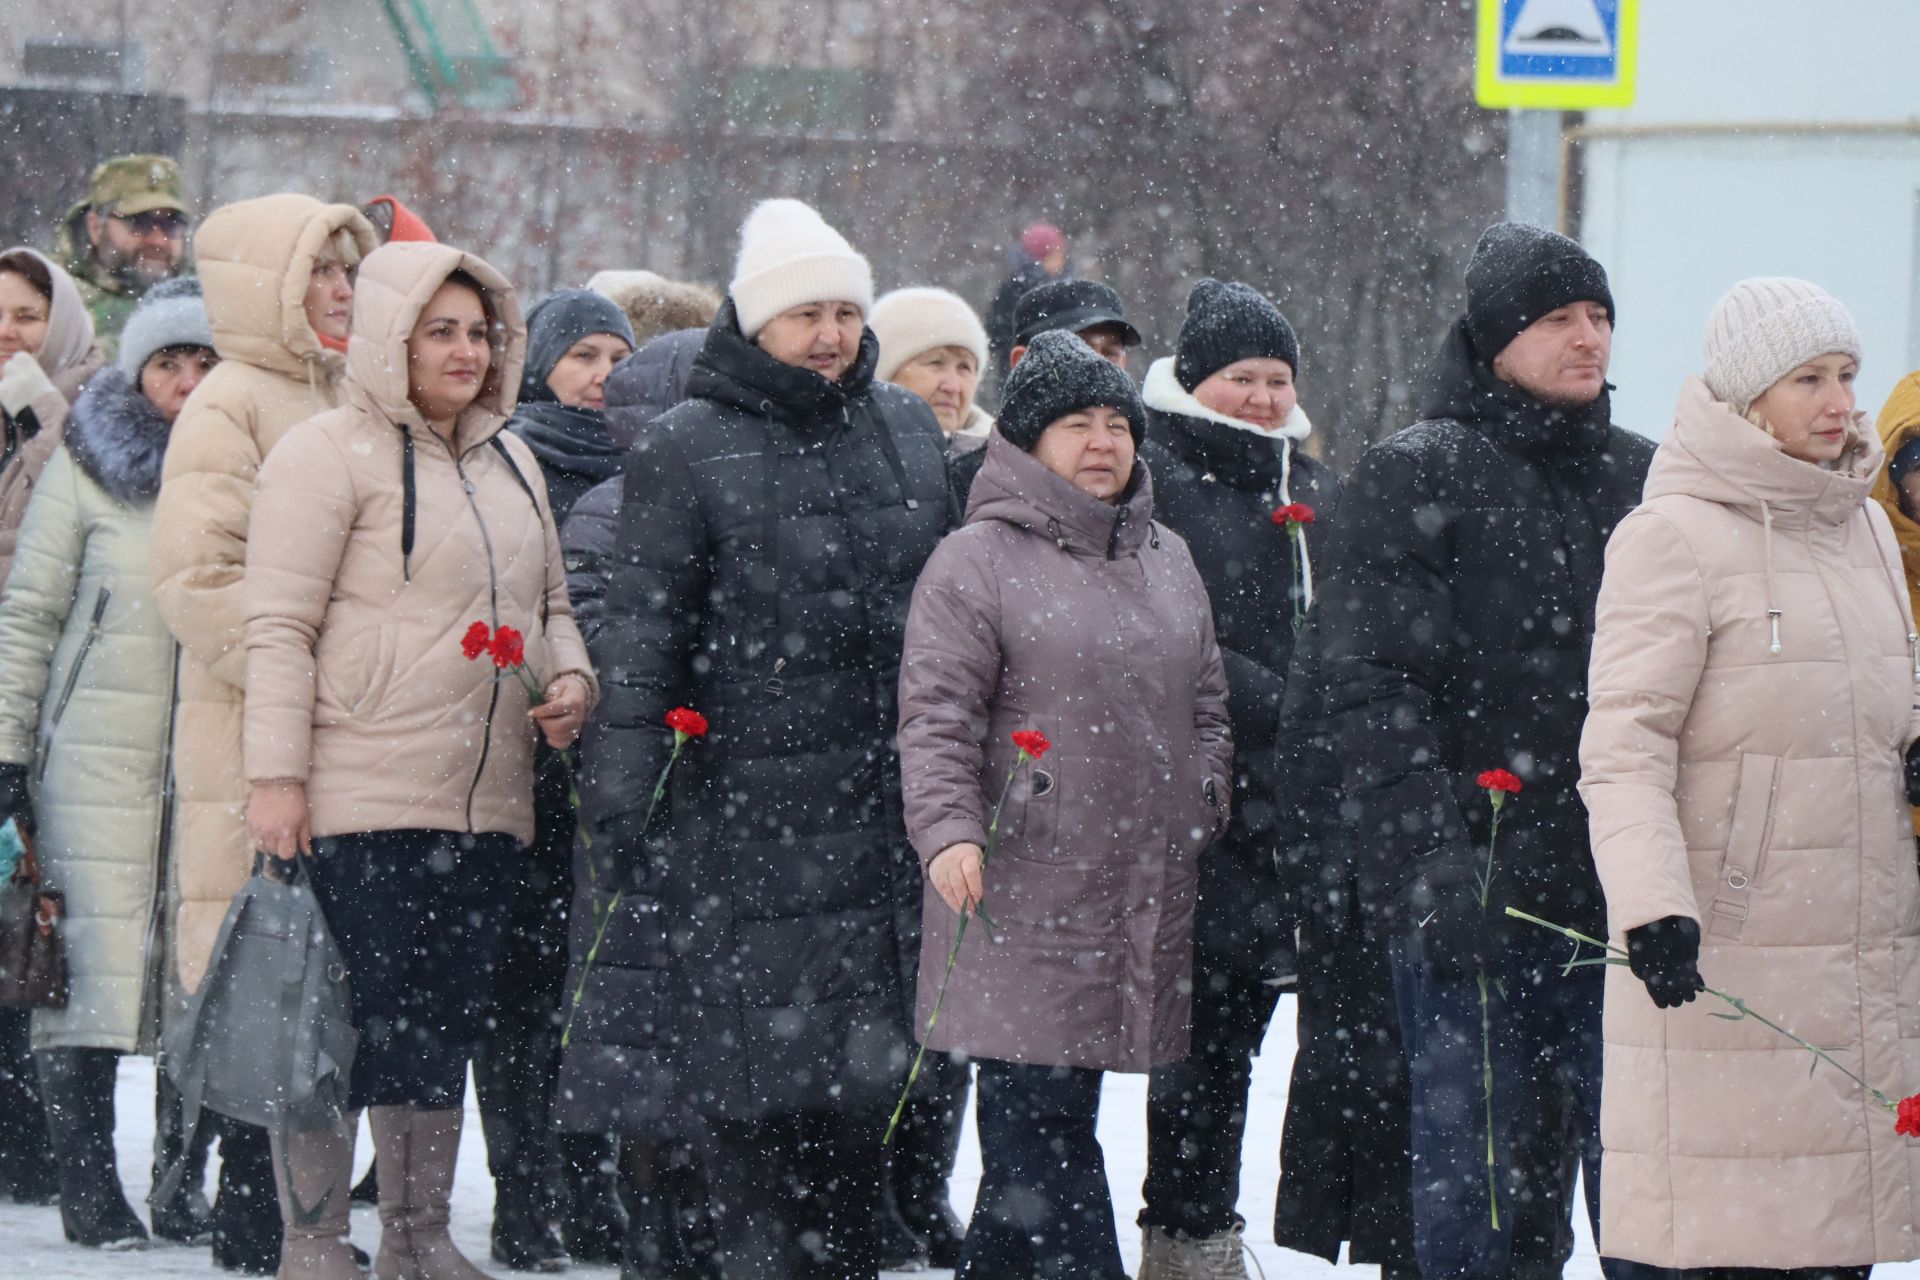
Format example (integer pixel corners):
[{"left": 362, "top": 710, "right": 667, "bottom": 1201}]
[
  {"left": 1708, "top": 753, "right": 1780, "bottom": 941},
  {"left": 999, "top": 760, "right": 1062, "bottom": 863},
  {"left": 36, "top": 586, "right": 112, "bottom": 783}
]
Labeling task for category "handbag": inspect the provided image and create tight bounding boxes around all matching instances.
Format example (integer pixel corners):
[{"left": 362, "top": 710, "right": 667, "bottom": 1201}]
[
  {"left": 156, "top": 851, "right": 356, "bottom": 1222},
  {"left": 0, "top": 824, "right": 68, "bottom": 1009}
]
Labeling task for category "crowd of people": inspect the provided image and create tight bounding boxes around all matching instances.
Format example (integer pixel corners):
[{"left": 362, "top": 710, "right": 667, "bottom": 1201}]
[{"left": 0, "top": 148, "right": 1917, "bottom": 1280}]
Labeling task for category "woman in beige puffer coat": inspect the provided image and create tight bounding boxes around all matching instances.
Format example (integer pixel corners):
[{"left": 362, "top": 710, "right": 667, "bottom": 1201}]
[
  {"left": 1581, "top": 278, "right": 1920, "bottom": 1276},
  {"left": 242, "top": 241, "right": 594, "bottom": 1280}
]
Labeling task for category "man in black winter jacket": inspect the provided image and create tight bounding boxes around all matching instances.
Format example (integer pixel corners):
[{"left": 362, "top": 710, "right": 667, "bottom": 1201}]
[
  {"left": 581, "top": 199, "right": 953, "bottom": 1280},
  {"left": 1316, "top": 223, "right": 1653, "bottom": 1280}
]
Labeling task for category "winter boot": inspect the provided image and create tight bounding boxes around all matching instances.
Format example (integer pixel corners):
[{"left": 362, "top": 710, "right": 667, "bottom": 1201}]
[
  {"left": 1136, "top": 1223, "right": 1253, "bottom": 1280},
  {"left": 490, "top": 1172, "right": 568, "bottom": 1272},
  {"left": 0, "top": 1006, "right": 57, "bottom": 1203},
  {"left": 875, "top": 1160, "right": 929, "bottom": 1271},
  {"left": 152, "top": 1070, "right": 217, "bottom": 1244},
  {"left": 620, "top": 1142, "right": 722, "bottom": 1280},
  {"left": 37, "top": 1047, "right": 149, "bottom": 1249},
  {"left": 369, "top": 1106, "right": 491, "bottom": 1280},
  {"left": 212, "top": 1117, "right": 285, "bottom": 1274},
  {"left": 559, "top": 1132, "right": 626, "bottom": 1265},
  {"left": 271, "top": 1116, "right": 358, "bottom": 1280}
]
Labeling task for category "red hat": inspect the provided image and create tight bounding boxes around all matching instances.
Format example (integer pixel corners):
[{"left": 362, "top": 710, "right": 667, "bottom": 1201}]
[
  {"left": 1020, "top": 222, "right": 1066, "bottom": 259},
  {"left": 364, "top": 195, "right": 436, "bottom": 243}
]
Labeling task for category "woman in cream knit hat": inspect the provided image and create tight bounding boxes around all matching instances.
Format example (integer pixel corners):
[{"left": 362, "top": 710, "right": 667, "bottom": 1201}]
[
  {"left": 872, "top": 287, "right": 994, "bottom": 457},
  {"left": 1580, "top": 278, "right": 1920, "bottom": 1275}
]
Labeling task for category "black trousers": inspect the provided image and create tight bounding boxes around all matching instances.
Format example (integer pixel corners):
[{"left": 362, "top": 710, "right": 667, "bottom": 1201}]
[
  {"left": 960, "top": 1060, "right": 1127, "bottom": 1280},
  {"left": 697, "top": 1109, "right": 882, "bottom": 1280},
  {"left": 1140, "top": 960, "right": 1283, "bottom": 1237},
  {"left": 308, "top": 829, "right": 520, "bottom": 1108},
  {"left": 0, "top": 1004, "right": 53, "bottom": 1199}
]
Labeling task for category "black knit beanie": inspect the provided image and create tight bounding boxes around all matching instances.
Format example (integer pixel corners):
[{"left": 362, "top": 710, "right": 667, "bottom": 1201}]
[
  {"left": 998, "top": 330, "right": 1147, "bottom": 452},
  {"left": 1464, "top": 222, "right": 1614, "bottom": 362},
  {"left": 1174, "top": 278, "right": 1300, "bottom": 391},
  {"left": 521, "top": 287, "right": 639, "bottom": 404}
]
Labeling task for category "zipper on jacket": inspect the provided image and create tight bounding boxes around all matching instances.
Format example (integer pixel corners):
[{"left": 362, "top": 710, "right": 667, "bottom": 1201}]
[
  {"left": 137, "top": 643, "right": 182, "bottom": 1050},
  {"left": 38, "top": 587, "right": 111, "bottom": 781},
  {"left": 452, "top": 440, "right": 504, "bottom": 832}
]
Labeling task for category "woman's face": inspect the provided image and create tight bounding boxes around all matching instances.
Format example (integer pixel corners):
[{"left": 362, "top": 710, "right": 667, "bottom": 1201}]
[
  {"left": 1750, "top": 353, "right": 1858, "bottom": 465},
  {"left": 544, "top": 332, "right": 633, "bottom": 410},
  {"left": 303, "top": 249, "right": 356, "bottom": 344},
  {"left": 0, "top": 270, "right": 51, "bottom": 362},
  {"left": 1193, "top": 356, "right": 1297, "bottom": 431},
  {"left": 890, "top": 345, "right": 980, "bottom": 434},
  {"left": 140, "top": 346, "right": 219, "bottom": 425},
  {"left": 756, "top": 300, "right": 863, "bottom": 381},
  {"left": 406, "top": 281, "right": 492, "bottom": 424},
  {"left": 1032, "top": 406, "right": 1135, "bottom": 502}
]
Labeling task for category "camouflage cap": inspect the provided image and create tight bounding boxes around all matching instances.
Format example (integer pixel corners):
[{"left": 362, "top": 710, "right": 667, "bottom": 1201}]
[{"left": 87, "top": 154, "right": 188, "bottom": 218}]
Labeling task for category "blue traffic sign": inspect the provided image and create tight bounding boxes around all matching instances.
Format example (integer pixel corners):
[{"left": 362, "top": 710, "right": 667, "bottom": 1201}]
[{"left": 1477, "top": 0, "right": 1638, "bottom": 109}]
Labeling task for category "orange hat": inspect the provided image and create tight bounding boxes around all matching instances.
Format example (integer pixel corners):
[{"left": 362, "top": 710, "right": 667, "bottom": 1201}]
[{"left": 363, "top": 195, "right": 436, "bottom": 244}]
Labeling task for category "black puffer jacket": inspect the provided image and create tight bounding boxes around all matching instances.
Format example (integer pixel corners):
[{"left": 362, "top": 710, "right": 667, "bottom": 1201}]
[
  {"left": 552, "top": 328, "right": 702, "bottom": 1137},
  {"left": 581, "top": 300, "right": 954, "bottom": 1121},
  {"left": 1316, "top": 318, "right": 1653, "bottom": 938},
  {"left": 1136, "top": 364, "right": 1340, "bottom": 981}
]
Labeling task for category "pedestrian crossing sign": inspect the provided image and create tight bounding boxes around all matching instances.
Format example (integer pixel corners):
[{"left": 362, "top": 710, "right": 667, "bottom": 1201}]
[{"left": 1476, "top": 0, "right": 1639, "bottom": 110}]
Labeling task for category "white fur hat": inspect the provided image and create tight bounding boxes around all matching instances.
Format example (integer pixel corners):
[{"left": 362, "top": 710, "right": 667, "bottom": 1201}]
[
  {"left": 1702, "top": 277, "right": 1862, "bottom": 414},
  {"left": 869, "top": 288, "right": 989, "bottom": 381},
  {"left": 728, "top": 199, "right": 873, "bottom": 339}
]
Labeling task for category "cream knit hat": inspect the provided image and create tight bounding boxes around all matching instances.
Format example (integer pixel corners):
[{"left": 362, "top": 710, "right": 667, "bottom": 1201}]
[
  {"left": 1702, "top": 277, "right": 1862, "bottom": 413},
  {"left": 728, "top": 199, "right": 874, "bottom": 339},
  {"left": 869, "top": 287, "right": 989, "bottom": 381}
]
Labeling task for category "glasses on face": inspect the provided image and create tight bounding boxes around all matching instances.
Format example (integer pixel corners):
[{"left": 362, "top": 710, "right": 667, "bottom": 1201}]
[{"left": 109, "top": 211, "right": 188, "bottom": 237}]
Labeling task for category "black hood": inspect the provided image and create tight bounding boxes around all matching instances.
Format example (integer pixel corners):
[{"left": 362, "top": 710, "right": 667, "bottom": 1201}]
[
  {"left": 1420, "top": 316, "right": 1613, "bottom": 461},
  {"left": 63, "top": 367, "right": 171, "bottom": 503},
  {"left": 605, "top": 327, "right": 703, "bottom": 452},
  {"left": 685, "top": 297, "right": 878, "bottom": 429}
]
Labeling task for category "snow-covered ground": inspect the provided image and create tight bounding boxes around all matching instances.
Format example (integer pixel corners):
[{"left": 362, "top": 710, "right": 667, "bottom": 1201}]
[{"left": 7, "top": 1006, "right": 1901, "bottom": 1278}]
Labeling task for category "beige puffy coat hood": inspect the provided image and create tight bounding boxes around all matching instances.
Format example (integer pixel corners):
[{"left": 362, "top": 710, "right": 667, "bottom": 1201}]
[
  {"left": 1580, "top": 375, "right": 1920, "bottom": 1269},
  {"left": 243, "top": 242, "right": 593, "bottom": 843},
  {"left": 149, "top": 194, "right": 377, "bottom": 991}
]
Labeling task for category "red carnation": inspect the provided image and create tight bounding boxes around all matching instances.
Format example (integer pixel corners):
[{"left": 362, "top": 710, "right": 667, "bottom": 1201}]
[
  {"left": 1898, "top": 1094, "right": 1920, "bottom": 1139},
  {"left": 665, "top": 707, "right": 709, "bottom": 739},
  {"left": 461, "top": 620, "right": 493, "bottom": 661},
  {"left": 1271, "top": 503, "right": 1316, "bottom": 528},
  {"left": 1477, "top": 768, "right": 1523, "bottom": 796},
  {"left": 1011, "top": 729, "right": 1051, "bottom": 760},
  {"left": 489, "top": 625, "right": 526, "bottom": 670}
]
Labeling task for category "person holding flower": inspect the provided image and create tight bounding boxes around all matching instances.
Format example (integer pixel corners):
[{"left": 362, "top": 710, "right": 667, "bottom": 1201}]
[
  {"left": 240, "top": 240, "right": 595, "bottom": 1280},
  {"left": 1581, "top": 278, "right": 1920, "bottom": 1276},
  {"left": 899, "top": 329, "right": 1234, "bottom": 1280}
]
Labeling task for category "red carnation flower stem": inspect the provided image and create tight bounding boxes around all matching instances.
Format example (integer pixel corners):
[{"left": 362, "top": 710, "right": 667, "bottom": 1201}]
[
  {"left": 1505, "top": 907, "right": 1908, "bottom": 1118},
  {"left": 561, "top": 720, "right": 701, "bottom": 1050},
  {"left": 886, "top": 737, "right": 1043, "bottom": 1145}
]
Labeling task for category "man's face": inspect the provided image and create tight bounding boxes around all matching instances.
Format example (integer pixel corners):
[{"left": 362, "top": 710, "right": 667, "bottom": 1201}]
[
  {"left": 1489, "top": 301, "right": 1612, "bottom": 408},
  {"left": 86, "top": 207, "right": 188, "bottom": 288},
  {"left": 1077, "top": 323, "right": 1130, "bottom": 370}
]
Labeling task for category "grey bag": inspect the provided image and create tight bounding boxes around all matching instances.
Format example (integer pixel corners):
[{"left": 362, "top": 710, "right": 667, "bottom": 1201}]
[{"left": 156, "top": 852, "right": 356, "bottom": 1221}]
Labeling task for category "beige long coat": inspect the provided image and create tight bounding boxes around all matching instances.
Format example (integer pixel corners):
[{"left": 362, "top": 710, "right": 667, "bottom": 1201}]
[
  {"left": 242, "top": 242, "right": 593, "bottom": 843},
  {"left": 148, "top": 195, "right": 376, "bottom": 991},
  {"left": 1581, "top": 375, "right": 1920, "bottom": 1269}
]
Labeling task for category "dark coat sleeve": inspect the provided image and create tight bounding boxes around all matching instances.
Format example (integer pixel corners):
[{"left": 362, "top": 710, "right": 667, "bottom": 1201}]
[
  {"left": 1316, "top": 442, "right": 1473, "bottom": 916},
  {"left": 580, "top": 428, "right": 707, "bottom": 867},
  {"left": 559, "top": 476, "right": 621, "bottom": 648}
]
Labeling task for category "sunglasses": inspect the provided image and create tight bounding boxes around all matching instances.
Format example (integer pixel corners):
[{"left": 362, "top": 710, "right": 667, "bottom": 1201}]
[{"left": 109, "top": 210, "right": 188, "bottom": 237}]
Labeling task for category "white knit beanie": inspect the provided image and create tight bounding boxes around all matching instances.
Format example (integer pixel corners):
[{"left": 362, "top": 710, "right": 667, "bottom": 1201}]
[
  {"left": 117, "top": 277, "right": 214, "bottom": 379},
  {"left": 869, "top": 288, "right": 989, "bottom": 381},
  {"left": 1702, "top": 277, "right": 1862, "bottom": 414},
  {"left": 729, "top": 199, "right": 874, "bottom": 339}
]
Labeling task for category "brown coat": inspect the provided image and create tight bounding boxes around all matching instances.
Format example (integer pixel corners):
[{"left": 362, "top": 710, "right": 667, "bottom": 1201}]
[
  {"left": 148, "top": 195, "right": 377, "bottom": 991},
  {"left": 242, "top": 242, "right": 593, "bottom": 844},
  {"left": 0, "top": 246, "right": 103, "bottom": 587},
  {"left": 898, "top": 434, "right": 1232, "bottom": 1073},
  {"left": 1581, "top": 375, "right": 1920, "bottom": 1269}
]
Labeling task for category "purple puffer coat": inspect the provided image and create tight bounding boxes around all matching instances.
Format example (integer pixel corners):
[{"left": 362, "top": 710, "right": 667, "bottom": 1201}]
[{"left": 898, "top": 432, "right": 1232, "bottom": 1072}]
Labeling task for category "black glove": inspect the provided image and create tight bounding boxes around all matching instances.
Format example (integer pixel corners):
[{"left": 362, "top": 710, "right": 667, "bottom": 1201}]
[
  {"left": 1906, "top": 742, "right": 1920, "bottom": 807},
  {"left": 0, "top": 762, "right": 29, "bottom": 834},
  {"left": 1411, "top": 873, "right": 1489, "bottom": 983},
  {"left": 1626, "top": 915, "right": 1704, "bottom": 1009}
]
